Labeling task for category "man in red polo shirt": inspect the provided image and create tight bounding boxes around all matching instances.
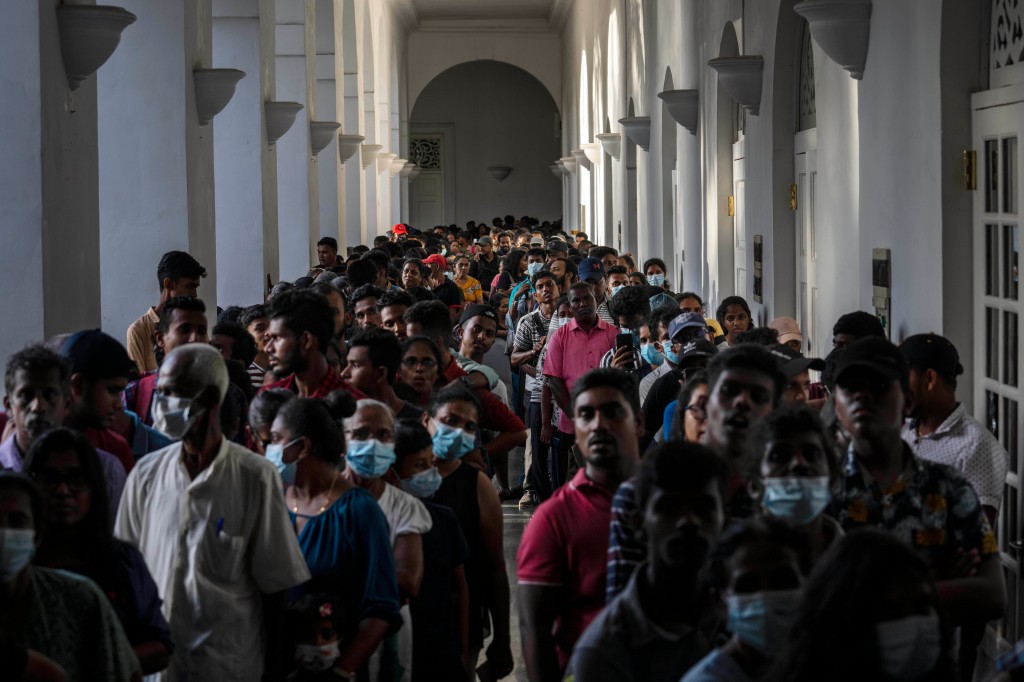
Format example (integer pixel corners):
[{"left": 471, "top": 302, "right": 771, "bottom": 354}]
[
  {"left": 261, "top": 289, "right": 363, "bottom": 399},
  {"left": 544, "top": 280, "right": 631, "bottom": 488},
  {"left": 517, "top": 368, "right": 643, "bottom": 681}
]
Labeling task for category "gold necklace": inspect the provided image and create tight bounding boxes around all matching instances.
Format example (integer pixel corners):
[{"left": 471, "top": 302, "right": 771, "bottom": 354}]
[{"left": 292, "top": 471, "right": 339, "bottom": 515}]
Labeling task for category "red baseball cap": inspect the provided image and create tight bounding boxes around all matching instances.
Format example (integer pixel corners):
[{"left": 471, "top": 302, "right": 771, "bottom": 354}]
[
  {"left": 392, "top": 223, "right": 408, "bottom": 236},
  {"left": 423, "top": 254, "right": 448, "bottom": 268}
]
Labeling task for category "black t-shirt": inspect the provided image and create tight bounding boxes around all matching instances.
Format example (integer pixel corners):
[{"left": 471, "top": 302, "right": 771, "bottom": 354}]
[
  {"left": 410, "top": 502, "right": 470, "bottom": 680},
  {"left": 434, "top": 278, "right": 464, "bottom": 308},
  {"left": 641, "top": 368, "right": 685, "bottom": 450},
  {"left": 470, "top": 254, "right": 500, "bottom": 292}
]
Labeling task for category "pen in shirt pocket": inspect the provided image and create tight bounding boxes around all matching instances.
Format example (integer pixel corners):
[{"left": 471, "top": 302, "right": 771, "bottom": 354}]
[{"left": 216, "top": 517, "right": 224, "bottom": 536}]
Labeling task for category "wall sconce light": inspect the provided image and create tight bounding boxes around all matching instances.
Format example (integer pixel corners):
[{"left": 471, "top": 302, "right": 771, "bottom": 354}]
[
  {"left": 658, "top": 89, "right": 699, "bottom": 135},
  {"left": 794, "top": 0, "right": 872, "bottom": 80},
  {"left": 194, "top": 68, "right": 246, "bottom": 126},
  {"left": 264, "top": 101, "right": 303, "bottom": 146},
  {"left": 596, "top": 132, "right": 621, "bottom": 160},
  {"left": 56, "top": 5, "right": 136, "bottom": 91},
  {"left": 309, "top": 121, "right": 341, "bottom": 155},
  {"left": 360, "top": 143, "right": 383, "bottom": 169},
  {"left": 338, "top": 134, "right": 365, "bottom": 162},
  {"left": 488, "top": 166, "right": 512, "bottom": 181},
  {"left": 707, "top": 56, "right": 763, "bottom": 115},
  {"left": 571, "top": 148, "right": 591, "bottom": 171},
  {"left": 618, "top": 116, "right": 651, "bottom": 151},
  {"left": 559, "top": 156, "right": 578, "bottom": 174}
]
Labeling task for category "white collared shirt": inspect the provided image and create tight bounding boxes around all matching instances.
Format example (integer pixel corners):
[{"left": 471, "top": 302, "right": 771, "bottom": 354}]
[{"left": 115, "top": 438, "right": 311, "bottom": 681}]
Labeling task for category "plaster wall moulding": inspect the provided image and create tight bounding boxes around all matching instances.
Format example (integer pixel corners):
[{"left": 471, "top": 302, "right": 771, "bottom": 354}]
[
  {"left": 56, "top": 4, "right": 137, "bottom": 91},
  {"left": 376, "top": 152, "right": 397, "bottom": 173},
  {"left": 571, "top": 148, "right": 591, "bottom": 171},
  {"left": 400, "top": 162, "right": 416, "bottom": 178},
  {"left": 390, "top": 157, "right": 408, "bottom": 175},
  {"left": 595, "top": 132, "right": 621, "bottom": 160},
  {"left": 549, "top": 163, "right": 563, "bottom": 178},
  {"left": 264, "top": 101, "right": 303, "bottom": 145},
  {"left": 338, "top": 134, "right": 365, "bottom": 162},
  {"left": 794, "top": 0, "right": 872, "bottom": 80},
  {"left": 193, "top": 68, "right": 246, "bottom": 126},
  {"left": 488, "top": 166, "right": 512, "bottom": 181},
  {"left": 360, "top": 143, "right": 383, "bottom": 169},
  {"left": 309, "top": 121, "right": 341, "bottom": 155},
  {"left": 559, "top": 156, "right": 578, "bottom": 174},
  {"left": 581, "top": 142, "right": 603, "bottom": 166},
  {"left": 707, "top": 56, "right": 763, "bottom": 116},
  {"left": 658, "top": 90, "right": 699, "bottom": 134},
  {"left": 407, "top": 166, "right": 421, "bottom": 180},
  {"left": 618, "top": 116, "right": 651, "bottom": 151}
]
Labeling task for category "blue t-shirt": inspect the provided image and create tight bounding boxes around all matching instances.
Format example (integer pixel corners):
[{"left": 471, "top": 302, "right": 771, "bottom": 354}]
[{"left": 290, "top": 487, "right": 402, "bottom": 633}]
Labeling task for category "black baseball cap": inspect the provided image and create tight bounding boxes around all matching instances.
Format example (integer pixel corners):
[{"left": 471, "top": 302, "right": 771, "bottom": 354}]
[
  {"left": 766, "top": 343, "right": 825, "bottom": 379},
  {"left": 833, "top": 336, "right": 908, "bottom": 388},
  {"left": 677, "top": 338, "right": 718, "bottom": 369},
  {"left": 900, "top": 333, "right": 963, "bottom": 378},
  {"left": 459, "top": 304, "right": 500, "bottom": 327}
]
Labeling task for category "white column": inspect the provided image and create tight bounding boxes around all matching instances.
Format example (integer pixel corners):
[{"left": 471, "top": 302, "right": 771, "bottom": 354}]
[
  {"left": 315, "top": 0, "right": 342, "bottom": 247},
  {"left": 343, "top": 72, "right": 362, "bottom": 249},
  {"left": 213, "top": 1, "right": 280, "bottom": 307},
  {"left": 4, "top": 0, "right": 144, "bottom": 368},
  {"left": 98, "top": 0, "right": 218, "bottom": 337},
  {"left": 275, "top": 0, "right": 315, "bottom": 280}
]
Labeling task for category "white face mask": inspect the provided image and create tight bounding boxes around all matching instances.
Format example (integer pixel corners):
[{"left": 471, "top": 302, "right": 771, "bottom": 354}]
[
  {"left": 151, "top": 393, "right": 199, "bottom": 440},
  {"left": 0, "top": 528, "right": 35, "bottom": 581},
  {"left": 295, "top": 641, "right": 340, "bottom": 672},
  {"left": 876, "top": 612, "right": 941, "bottom": 680}
]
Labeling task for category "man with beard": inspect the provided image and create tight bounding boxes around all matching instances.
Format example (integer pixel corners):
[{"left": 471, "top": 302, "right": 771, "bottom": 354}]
[
  {"left": 517, "top": 368, "right": 643, "bottom": 682},
  {"left": 116, "top": 344, "right": 311, "bottom": 681},
  {"left": 1, "top": 345, "right": 127, "bottom": 515},
  {"left": 702, "top": 344, "right": 785, "bottom": 519},
  {"left": 261, "top": 289, "right": 364, "bottom": 399},
  {"left": 566, "top": 443, "right": 727, "bottom": 681}
]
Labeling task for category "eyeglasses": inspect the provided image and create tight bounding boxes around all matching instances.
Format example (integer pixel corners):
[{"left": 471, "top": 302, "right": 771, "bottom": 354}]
[
  {"left": 33, "top": 469, "right": 91, "bottom": 493},
  {"left": 402, "top": 357, "right": 438, "bottom": 370},
  {"left": 346, "top": 427, "right": 394, "bottom": 442},
  {"left": 682, "top": 402, "right": 707, "bottom": 420}
]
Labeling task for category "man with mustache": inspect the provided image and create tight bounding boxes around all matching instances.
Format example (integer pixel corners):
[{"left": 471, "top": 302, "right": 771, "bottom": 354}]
[
  {"left": 517, "top": 368, "right": 643, "bottom": 682},
  {"left": 702, "top": 344, "right": 786, "bottom": 519},
  {"left": 566, "top": 443, "right": 727, "bottom": 681},
  {"left": 827, "top": 337, "right": 1005, "bottom": 660}
]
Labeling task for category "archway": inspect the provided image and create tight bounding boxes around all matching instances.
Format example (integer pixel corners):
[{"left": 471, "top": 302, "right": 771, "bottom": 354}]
[{"left": 409, "top": 60, "right": 561, "bottom": 227}]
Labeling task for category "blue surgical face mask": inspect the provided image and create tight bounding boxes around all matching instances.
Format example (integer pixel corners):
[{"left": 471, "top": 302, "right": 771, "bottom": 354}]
[
  {"left": 762, "top": 476, "right": 831, "bottom": 526},
  {"left": 432, "top": 421, "right": 476, "bottom": 460},
  {"left": 346, "top": 439, "right": 397, "bottom": 479},
  {"left": 0, "top": 528, "right": 35, "bottom": 581},
  {"left": 401, "top": 467, "right": 443, "bottom": 498},
  {"left": 641, "top": 342, "right": 665, "bottom": 367},
  {"left": 664, "top": 346, "right": 681, "bottom": 365},
  {"left": 876, "top": 612, "right": 941, "bottom": 680},
  {"left": 266, "top": 438, "right": 301, "bottom": 486},
  {"left": 647, "top": 273, "right": 665, "bottom": 287},
  {"left": 527, "top": 261, "right": 543, "bottom": 277},
  {"left": 610, "top": 283, "right": 624, "bottom": 298},
  {"left": 727, "top": 589, "right": 801, "bottom": 654}
]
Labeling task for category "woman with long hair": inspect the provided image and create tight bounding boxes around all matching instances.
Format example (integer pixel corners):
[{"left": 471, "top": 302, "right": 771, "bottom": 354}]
[
  {"left": 25, "top": 427, "right": 172, "bottom": 674},
  {"left": 398, "top": 336, "right": 444, "bottom": 407}
]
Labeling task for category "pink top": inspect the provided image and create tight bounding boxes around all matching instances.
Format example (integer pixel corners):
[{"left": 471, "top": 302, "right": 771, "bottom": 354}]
[
  {"left": 543, "top": 317, "right": 619, "bottom": 433},
  {"left": 516, "top": 469, "right": 615, "bottom": 672}
]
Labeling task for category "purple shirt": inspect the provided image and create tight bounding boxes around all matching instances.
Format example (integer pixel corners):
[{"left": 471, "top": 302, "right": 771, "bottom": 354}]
[
  {"left": 0, "top": 434, "right": 126, "bottom": 519},
  {"left": 544, "top": 317, "right": 619, "bottom": 433}
]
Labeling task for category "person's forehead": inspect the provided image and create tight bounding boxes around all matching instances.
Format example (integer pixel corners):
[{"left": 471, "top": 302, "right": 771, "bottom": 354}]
[
  {"left": 465, "top": 316, "right": 496, "bottom": 331},
  {"left": 268, "top": 317, "right": 293, "bottom": 335},
  {"left": 715, "top": 367, "right": 774, "bottom": 390},
  {"left": 649, "top": 481, "right": 721, "bottom": 508},
  {"left": 12, "top": 367, "right": 63, "bottom": 390},
  {"left": 247, "top": 316, "right": 269, "bottom": 328},
  {"left": 403, "top": 342, "right": 432, "bottom": 358},
  {"left": 723, "top": 305, "right": 748, "bottom": 315},
  {"left": 438, "top": 399, "right": 478, "bottom": 421},
  {"left": 575, "top": 386, "right": 631, "bottom": 411},
  {"left": 355, "top": 297, "right": 378, "bottom": 310},
  {"left": 766, "top": 431, "right": 827, "bottom": 453},
  {"left": 351, "top": 406, "right": 392, "bottom": 428},
  {"left": 347, "top": 345, "right": 372, "bottom": 364},
  {"left": 170, "top": 309, "right": 207, "bottom": 327}
]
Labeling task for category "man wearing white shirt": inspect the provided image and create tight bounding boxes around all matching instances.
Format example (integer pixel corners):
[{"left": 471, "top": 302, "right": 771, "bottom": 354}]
[{"left": 116, "top": 343, "right": 311, "bottom": 681}]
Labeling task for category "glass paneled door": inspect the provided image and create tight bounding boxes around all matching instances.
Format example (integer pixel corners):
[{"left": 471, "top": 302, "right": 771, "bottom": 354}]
[{"left": 973, "top": 96, "right": 1024, "bottom": 653}]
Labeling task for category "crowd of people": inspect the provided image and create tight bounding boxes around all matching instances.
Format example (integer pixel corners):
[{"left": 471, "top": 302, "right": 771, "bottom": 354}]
[{"left": 0, "top": 214, "right": 1017, "bottom": 682}]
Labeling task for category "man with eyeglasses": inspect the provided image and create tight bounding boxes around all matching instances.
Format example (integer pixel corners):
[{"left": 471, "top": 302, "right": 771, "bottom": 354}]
[{"left": 342, "top": 328, "right": 424, "bottom": 421}]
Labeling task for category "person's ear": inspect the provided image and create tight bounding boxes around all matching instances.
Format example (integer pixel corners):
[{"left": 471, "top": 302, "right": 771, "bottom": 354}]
[
  {"left": 746, "top": 478, "right": 765, "bottom": 502},
  {"left": 421, "top": 411, "right": 433, "bottom": 430},
  {"left": 2, "top": 395, "right": 10, "bottom": 414},
  {"left": 154, "top": 330, "right": 165, "bottom": 352},
  {"left": 70, "top": 373, "right": 86, "bottom": 401},
  {"left": 925, "top": 368, "right": 940, "bottom": 393},
  {"left": 161, "top": 277, "right": 174, "bottom": 294},
  {"left": 634, "top": 408, "right": 645, "bottom": 441}
]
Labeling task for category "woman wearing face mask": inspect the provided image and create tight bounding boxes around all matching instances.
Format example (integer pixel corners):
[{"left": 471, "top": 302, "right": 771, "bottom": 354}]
[
  {"left": 246, "top": 388, "right": 292, "bottom": 455},
  {"left": 0, "top": 472, "right": 141, "bottom": 680},
  {"left": 682, "top": 518, "right": 807, "bottom": 682},
  {"left": 267, "top": 393, "right": 401, "bottom": 679},
  {"left": 387, "top": 419, "right": 470, "bottom": 682},
  {"left": 643, "top": 258, "right": 670, "bottom": 291},
  {"left": 768, "top": 529, "right": 956, "bottom": 682},
  {"left": 399, "top": 336, "right": 443, "bottom": 408},
  {"left": 341, "top": 400, "right": 432, "bottom": 682},
  {"left": 746, "top": 406, "right": 842, "bottom": 570},
  {"left": 24, "top": 429, "right": 172, "bottom": 675},
  {"left": 452, "top": 255, "right": 483, "bottom": 306},
  {"left": 426, "top": 386, "right": 514, "bottom": 680}
]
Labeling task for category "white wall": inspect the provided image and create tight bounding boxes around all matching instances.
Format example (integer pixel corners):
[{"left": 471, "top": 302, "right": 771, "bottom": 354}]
[{"left": 410, "top": 60, "right": 562, "bottom": 224}]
